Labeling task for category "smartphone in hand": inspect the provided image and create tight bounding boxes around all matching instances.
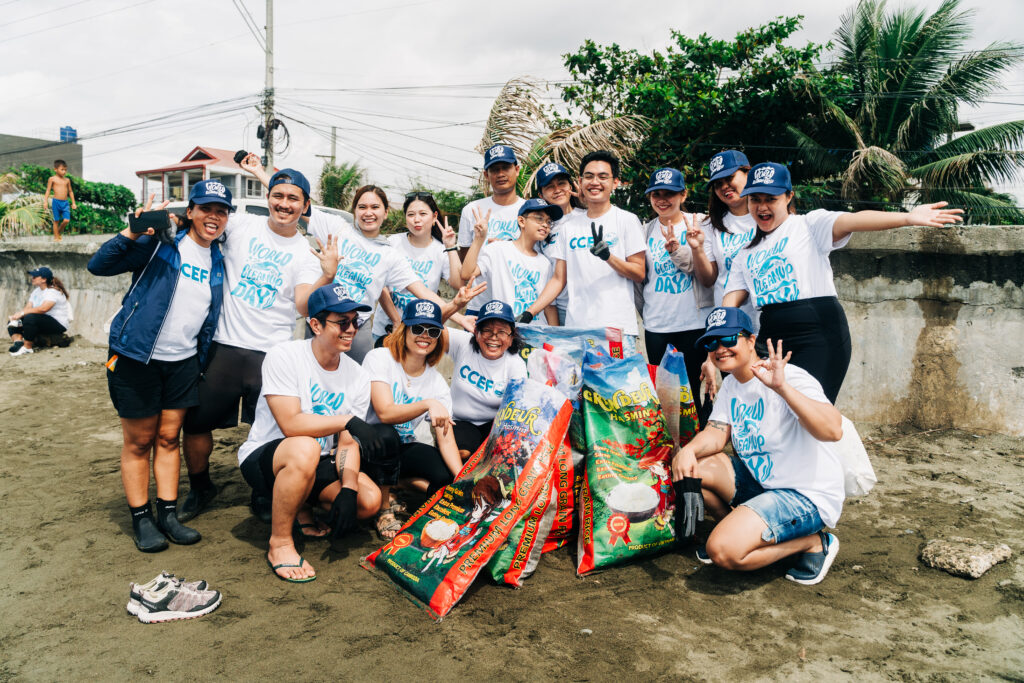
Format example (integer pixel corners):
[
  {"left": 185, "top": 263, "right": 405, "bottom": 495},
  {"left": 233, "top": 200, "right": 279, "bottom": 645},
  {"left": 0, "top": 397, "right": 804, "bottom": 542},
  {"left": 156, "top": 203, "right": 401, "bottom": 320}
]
[{"left": 129, "top": 210, "right": 171, "bottom": 234}]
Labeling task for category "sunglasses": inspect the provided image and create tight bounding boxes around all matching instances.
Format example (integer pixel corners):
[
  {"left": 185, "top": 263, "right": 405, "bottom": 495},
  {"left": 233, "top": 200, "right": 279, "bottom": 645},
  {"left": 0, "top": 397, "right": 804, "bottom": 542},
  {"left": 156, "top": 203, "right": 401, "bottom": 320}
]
[
  {"left": 701, "top": 332, "right": 749, "bottom": 352},
  {"left": 409, "top": 323, "right": 442, "bottom": 338},
  {"left": 405, "top": 191, "right": 434, "bottom": 201},
  {"left": 323, "top": 316, "right": 365, "bottom": 332}
]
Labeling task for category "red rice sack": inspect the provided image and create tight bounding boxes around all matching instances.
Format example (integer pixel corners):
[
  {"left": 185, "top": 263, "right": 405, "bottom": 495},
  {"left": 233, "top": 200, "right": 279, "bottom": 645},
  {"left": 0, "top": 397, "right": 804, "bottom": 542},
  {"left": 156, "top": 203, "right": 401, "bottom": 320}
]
[
  {"left": 362, "top": 378, "right": 571, "bottom": 619},
  {"left": 484, "top": 475, "right": 556, "bottom": 587},
  {"left": 541, "top": 438, "right": 585, "bottom": 553},
  {"left": 577, "top": 350, "right": 676, "bottom": 575}
]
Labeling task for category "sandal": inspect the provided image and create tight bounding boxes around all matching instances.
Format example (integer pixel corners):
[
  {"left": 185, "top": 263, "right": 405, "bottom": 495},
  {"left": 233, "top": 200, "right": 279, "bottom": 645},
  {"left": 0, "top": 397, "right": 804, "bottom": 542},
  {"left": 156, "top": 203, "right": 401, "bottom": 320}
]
[
  {"left": 375, "top": 511, "right": 403, "bottom": 541},
  {"left": 387, "top": 495, "right": 409, "bottom": 520}
]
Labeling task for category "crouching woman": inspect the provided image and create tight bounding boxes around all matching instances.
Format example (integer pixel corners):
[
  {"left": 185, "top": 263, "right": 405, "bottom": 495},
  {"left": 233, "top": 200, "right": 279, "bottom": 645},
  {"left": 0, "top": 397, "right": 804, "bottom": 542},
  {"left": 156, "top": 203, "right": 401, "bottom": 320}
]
[{"left": 671, "top": 306, "right": 845, "bottom": 585}]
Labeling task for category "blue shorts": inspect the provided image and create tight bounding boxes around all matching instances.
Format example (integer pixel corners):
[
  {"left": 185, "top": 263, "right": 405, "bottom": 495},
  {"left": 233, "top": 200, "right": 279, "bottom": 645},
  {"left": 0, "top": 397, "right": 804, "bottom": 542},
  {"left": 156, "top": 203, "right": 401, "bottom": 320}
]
[
  {"left": 729, "top": 455, "right": 824, "bottom": 544},
  {"left": 51, "top": 199, "right": 70, "bottom": 221}
]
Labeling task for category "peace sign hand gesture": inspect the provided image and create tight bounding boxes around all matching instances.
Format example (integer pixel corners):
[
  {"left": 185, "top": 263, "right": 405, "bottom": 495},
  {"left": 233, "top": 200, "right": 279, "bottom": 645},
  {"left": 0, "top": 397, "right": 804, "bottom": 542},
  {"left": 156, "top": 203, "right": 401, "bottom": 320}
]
[
  {"left": 683, "top": 212, "right": 704, "bottom": 250},
  {"left": 435, "top": 215, "right": 457, "bottom": 248},
  {"left": 471, "top": 207, "right": 491, "bottom": 243},
  {"left": 750, "top": 338, "right": 792, "bottom": 392},
  {"left": 311, "top": 233, "right": 340, "bottom": 280},
  {"left": 589, "top": 222, "right": 611, "bottom": 261},
  {"left": 453, "top": 275, "right": 487, "bottom": 310},
  {"left": 661, "top": 222, "right": 680, "bottom": 254}
]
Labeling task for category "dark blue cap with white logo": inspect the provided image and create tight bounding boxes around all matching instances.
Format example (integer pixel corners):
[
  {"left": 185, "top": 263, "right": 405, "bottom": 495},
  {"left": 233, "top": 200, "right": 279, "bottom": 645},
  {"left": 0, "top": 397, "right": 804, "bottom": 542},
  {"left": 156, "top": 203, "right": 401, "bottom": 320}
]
[
  {"left": 483, "top": 144, "right": 518, "bottom": 170},
  {"left": 476, "top": 300, "right": 516, "bottom": 327},
  {"left": 518, "top": 197, "right": 563, "bottom": 222},
  {"left": 645, "top": 167, "right": 686, "bottom": 195},
  {"left": 402, "top": 299, "right": 443, "bottom": 328},
  {"left": 536, "top": 161, "right": 570, "bottom": 189},
  {"left": 694, "top": 307, "right": 755, "bottom": 350},
  {"left": 307, "top": 284, "right": 372, "bottom": 319},
  {"left": 707, "top": 150, "right": 750, "bottom": 186},
  {"left": 740, "top": 162, "right": 792, "bottom": 197},
  {"left": 189, "top": 179, "right": 235, "bottom": 211},
  {"left": 269, "top": 168, "right": 312, "bottom": 216},
  {"left": 28, "top": 266, "right": 53, "bottom": 279}
]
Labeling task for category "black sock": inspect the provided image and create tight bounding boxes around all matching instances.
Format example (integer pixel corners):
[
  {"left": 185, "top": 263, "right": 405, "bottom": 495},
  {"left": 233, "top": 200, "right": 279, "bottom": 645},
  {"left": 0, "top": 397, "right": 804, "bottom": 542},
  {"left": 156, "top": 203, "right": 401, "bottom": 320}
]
[
  {"left": 130, "top": 502, "right": 154, "bottom": 535},
  {"left": 188, "top": 469, "right": 213, "bottom": 492},
  {"left": 155, "top": 498, "right": 178, "bottom": 525}
]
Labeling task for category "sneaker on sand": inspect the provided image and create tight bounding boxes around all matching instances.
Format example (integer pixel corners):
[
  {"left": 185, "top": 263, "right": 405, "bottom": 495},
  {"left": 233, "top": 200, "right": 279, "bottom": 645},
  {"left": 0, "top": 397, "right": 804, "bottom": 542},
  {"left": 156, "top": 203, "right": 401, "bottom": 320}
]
[
  {"left": 695, "top": 545, "right": 713, "bottom": 565},
  {"left": 8, "top": 341, "right": 23, "bottom": 353},
  {"left": 127, "top": 572, "right": 208, "bottom": 616},
  {"left": 10, "top": 346, "right": 33, "bottom": 356},
  {"left": 785, "top": 532, "right": 839, "bottom": 586},
  {"left": 137, "top": 581, "right": 221, "bottom": 623}
]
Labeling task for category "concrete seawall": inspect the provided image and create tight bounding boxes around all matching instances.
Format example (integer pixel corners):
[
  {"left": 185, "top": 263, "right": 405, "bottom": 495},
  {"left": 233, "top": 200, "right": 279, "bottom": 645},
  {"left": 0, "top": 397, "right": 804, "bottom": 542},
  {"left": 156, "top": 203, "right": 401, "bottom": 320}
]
[{"left": 3, "top": 226, "right": 1022, "bottom": 435}]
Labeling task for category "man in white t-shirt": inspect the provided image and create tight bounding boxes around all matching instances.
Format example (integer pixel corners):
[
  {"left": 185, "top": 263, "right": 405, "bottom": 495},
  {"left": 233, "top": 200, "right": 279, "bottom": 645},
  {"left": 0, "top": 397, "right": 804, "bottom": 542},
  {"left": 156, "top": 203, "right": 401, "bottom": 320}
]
[
  {"left": 237, "top": 284, "right": 387, "bottom": 582},
  {"left": 181, "top": 160, "right": 338, "bottom": 522},
  {"left": 522, "top": 150, "right": 645, "bottom": 336}
]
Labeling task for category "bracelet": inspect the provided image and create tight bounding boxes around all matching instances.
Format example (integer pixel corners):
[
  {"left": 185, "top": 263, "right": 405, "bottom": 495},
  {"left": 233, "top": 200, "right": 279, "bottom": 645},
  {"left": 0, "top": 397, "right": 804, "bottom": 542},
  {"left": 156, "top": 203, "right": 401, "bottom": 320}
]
[{"left": 444, "top": 246, "right": 458, "bottom": 252}]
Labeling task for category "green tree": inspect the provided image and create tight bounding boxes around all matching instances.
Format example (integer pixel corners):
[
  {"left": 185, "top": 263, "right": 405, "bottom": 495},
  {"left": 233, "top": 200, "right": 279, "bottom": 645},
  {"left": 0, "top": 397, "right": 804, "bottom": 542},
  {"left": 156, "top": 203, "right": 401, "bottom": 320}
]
[
  {"left": 318, "top": 160, "right": 365, "bottom": 210},
  {"left": 4, "top": 164, "right": 135, "bottom": 234},
  {"left": 559, "top": 18, "right": 848, "bottom": 215},
  {"left": 793, "top": 0, "right": 1024, "bottom": 222}
]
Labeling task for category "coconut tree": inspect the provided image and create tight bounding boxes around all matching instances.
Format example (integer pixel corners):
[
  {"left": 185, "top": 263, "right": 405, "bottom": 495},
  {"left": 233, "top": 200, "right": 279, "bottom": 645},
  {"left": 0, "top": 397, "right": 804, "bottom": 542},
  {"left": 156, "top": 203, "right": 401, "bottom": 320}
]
[
  {"left": 0, "top": 171, "right": 48, "bottom": 239},
  {"left": 791, "top": 0, "right": 1024, "bottom": 222},
  {"left": 476, "top": 77, "right": 649, "bottom": 196},
  {"left": 318, "top": 160, "right": 365, "bottom": 210}
]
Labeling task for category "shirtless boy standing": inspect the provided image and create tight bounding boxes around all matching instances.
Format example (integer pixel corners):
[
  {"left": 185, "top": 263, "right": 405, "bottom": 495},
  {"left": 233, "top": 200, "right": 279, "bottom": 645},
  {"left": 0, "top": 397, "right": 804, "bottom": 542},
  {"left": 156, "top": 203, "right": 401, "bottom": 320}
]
[{"left": 43, "top": 160, "right": 77, "bottom": 242}]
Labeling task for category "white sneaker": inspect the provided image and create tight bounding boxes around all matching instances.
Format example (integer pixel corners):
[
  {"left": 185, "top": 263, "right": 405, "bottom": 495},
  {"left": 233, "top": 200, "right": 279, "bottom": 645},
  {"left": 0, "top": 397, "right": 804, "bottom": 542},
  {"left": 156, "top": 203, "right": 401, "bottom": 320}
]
[
  {"left": 127, "top": 572, "right": 208, "bottom": 616},
  {"left": 10, "top": 346, "right": 33, "bottom": 356},
  {"left": 137, "top": 581, "right": 221, "bottom": 623}
]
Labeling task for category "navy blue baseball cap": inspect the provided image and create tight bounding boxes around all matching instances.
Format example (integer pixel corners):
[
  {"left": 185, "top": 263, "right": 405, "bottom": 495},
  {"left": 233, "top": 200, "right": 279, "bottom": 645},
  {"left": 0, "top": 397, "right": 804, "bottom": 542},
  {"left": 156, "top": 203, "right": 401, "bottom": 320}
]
[
  {"left": 707, "top": 150, "right": 750, "bottom": 186},
  {"left": 268, "top": 168, "right": 312, "bottom": 216},
  {"left": 483, "top": 144, "right": 518, "bottom": 170},
  {"left": 307, "top": 284, "right": 372, "bottom": 319},
  {"left": 740, "top": 162, "right": 792, "bottom": 197},
  {"left": 28, "top": 266, "right": 53, "bottom": 279},
  {"left": 402, "top": 299, "right": 443, "bottom": 328},
  {"left": 518, "top": 197, "right": 563, "bottom": 222},
  {"left": 695, "top": 307, "right": 754, "bottom": 350},
  {"left": 645, "top": 167, "right": 686, "bottom": 195},
  {"left": 189, "top": 179, "right": 235, "bottom": 211},
  {"left": 475, "top": 300, "right": 516, "bottom": 327},
  {"left": 536, "top": 161, "right": 571, "bottom": 189}
]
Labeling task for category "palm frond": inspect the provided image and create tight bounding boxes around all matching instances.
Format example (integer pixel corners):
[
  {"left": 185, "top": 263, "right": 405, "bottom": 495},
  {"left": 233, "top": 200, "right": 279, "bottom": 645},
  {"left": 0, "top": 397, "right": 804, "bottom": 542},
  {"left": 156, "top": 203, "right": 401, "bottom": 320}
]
[
  {"left": 918, "top": 187, "right": 1024, "bottom": 224},
  {"left": 544, "top": 115, "right": 650, "bottom": 177},
  {"left": 0, "top": 194, "right": 47, "bottom": 238},
  {"left": 477, "top": 77, "right": 547, "bottom": 161},
  {"left": 911, "top": 149, "right": 1024, "bottom": 188},
  {"left": 842, "top": 145, "right": 907, "bottom": 199},
  {"left": 786, "top": 125, "right": 849, "bottom": 177}
]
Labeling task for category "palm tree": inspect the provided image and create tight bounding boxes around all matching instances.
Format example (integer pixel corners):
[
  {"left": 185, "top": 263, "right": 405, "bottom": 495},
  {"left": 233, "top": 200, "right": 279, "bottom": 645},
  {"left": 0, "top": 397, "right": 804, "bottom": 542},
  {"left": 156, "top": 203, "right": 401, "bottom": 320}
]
[
  {"left": 0, "top": 171, "right": 48, "bottom": 239},
  {"left": 791, "top": 0, "right": 1024, "bottom": 222},
  {"left": 318, "top": 160, "right": 365, "bottom": 210},
  {"left": 477, "top": 77, "right": 649, "bottom": 196}
]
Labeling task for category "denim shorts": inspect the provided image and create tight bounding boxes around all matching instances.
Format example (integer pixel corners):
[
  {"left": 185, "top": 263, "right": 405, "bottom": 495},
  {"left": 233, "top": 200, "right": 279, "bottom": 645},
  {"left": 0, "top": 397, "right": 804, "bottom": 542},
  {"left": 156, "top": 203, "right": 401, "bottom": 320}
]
[{"left": 729, "top": 456, "right": 824, "bottom": 544}]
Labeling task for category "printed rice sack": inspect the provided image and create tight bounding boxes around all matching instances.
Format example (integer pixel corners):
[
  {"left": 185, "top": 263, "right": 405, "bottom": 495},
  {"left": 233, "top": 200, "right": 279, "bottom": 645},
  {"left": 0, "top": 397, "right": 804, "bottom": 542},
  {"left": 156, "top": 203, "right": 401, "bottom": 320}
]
[
  {"left": 577, "top": 349, "right": 676, "bottom": 575},
  {"left": 655, "top": 344, "right": 699, "bottom": 448},
  {"left": 485, "top": 475, "right": 556, "bottom": 587},
  {"left": 541, "top": 439, "right": 586, "bottom": 553},
  {"left": 362, "top": 378, "right": 572, "bottom": 619}
]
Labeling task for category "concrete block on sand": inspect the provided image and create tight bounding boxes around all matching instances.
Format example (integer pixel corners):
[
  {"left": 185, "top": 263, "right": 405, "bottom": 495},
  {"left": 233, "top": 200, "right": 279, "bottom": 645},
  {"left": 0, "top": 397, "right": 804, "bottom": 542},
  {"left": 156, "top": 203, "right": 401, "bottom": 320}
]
[{"left": 920, "top": 536, "right": 1012, "bottom": 579}]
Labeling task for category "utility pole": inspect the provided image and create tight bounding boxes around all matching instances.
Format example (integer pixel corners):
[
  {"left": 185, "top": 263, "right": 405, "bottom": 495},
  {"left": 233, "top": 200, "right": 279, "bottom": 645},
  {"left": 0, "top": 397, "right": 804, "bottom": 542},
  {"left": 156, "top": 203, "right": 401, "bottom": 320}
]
[
  {"left": 314, "top": 126, "right": 338, "bottom": 166},
  {"left": 262, "top": 0, "right": 274, "bottom": 172}
]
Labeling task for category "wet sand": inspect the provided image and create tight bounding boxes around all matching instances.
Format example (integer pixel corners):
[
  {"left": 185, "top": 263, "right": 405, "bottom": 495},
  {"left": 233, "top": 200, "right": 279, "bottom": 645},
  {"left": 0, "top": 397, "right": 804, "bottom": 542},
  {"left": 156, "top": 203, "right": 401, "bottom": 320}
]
[{"left": 1, "top": 343, "right": 1022, "bottom": 680}]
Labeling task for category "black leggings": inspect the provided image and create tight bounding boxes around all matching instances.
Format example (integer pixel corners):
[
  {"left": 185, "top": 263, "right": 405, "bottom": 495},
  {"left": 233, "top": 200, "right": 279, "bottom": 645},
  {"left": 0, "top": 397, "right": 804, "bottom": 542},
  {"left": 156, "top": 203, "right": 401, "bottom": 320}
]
[
  {"left": 364, "top": 423, "right": 454, "bottom": 495},
  {"left": 758, "top": 296, "right": 851, "bottom": 404},
  {"left": 644, "top": 328, "right": 711, "bottom": 428},
  {"left": 8, "top": 313, "right": 65, "bottom": 342}
]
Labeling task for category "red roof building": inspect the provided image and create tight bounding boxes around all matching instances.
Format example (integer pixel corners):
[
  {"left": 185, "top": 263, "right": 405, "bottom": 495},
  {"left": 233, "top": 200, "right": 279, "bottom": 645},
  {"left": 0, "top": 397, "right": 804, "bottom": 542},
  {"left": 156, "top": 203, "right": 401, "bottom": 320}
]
[{"left": 135, "top": 146, "right": 275, "bottom": 202}]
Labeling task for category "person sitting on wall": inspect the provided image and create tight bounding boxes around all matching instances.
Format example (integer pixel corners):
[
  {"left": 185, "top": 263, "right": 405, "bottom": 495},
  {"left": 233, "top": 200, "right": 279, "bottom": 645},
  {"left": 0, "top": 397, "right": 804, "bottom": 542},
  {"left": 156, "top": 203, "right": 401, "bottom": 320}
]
[{"left": 7, "top": 266, "right": 72, "bottom": 356}]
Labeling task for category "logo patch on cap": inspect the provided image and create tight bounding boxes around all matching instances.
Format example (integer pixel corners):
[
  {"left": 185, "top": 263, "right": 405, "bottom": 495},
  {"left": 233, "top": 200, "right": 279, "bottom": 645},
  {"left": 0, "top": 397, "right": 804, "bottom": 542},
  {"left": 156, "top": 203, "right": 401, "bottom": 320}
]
[
  {"left": 707, "top": 309, "right": 727, "bottom": 328},
  {"left": 752, "top": 166, "right": 775, "bottom": 185},
  {"left": 206, "top": 181, "right": 227, "bottom": 197},
  {"left": 415, "top": 301, "right": 435, "bottom": 317},
  {"left": 542, "top": 162, "right": 560, "bottom": 174},
  {"left": 489, "top": 145, "right": 506, "bottom": 159},
  {"left": 484, "top": 301, "right": 504, "bottom": 315},
  {"left": 655, "top": 169, "right": 673, "bottom": 184},
  {"left": 332, "top": 285, "right": 346, "bottom": 299},
  {"left": 710, "top": 156, "right": 724, "bottom": 174}
]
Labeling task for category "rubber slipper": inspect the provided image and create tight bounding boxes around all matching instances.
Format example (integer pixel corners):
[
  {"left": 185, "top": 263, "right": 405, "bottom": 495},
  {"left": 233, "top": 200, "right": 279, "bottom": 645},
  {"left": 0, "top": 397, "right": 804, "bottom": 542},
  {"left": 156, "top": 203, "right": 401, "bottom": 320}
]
[
  {"left": 293, "top": 520, "right": 328, "bottom": 539},
  {"left": 266, "top": 555, "right": 317, "bottom": 583}
]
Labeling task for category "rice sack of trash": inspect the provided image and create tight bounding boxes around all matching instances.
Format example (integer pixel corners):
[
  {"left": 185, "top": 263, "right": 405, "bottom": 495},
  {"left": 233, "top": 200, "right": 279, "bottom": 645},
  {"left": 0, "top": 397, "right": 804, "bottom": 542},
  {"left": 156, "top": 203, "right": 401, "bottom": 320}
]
[
  {"left": 577, "top": 349, "right": 676, "bottom": 575},
  {"left": 362, "top": 378, "right": 572, "bottom": 619},
  {"left": 485, "top": 472, "right": 556, "bottom": 587},
  {"left": 654, "top": 344, "right": 699, "bottom": 449}
]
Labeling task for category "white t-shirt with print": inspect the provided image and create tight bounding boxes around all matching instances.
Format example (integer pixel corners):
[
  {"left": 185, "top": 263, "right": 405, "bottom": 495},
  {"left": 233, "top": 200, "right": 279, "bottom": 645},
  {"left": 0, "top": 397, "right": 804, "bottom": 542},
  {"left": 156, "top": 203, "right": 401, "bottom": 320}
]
[
  {"left": 448, "top": 329, "right": 527, "bottom": 424},
  {"left": 152, "top": 235, "right": 212, "bottom": 361},
  {"left": 307, "top": 209, "right": 418, "bottom": 325},
  {"left": 709, "top": 364, "right": 844, "bottom": 527},
  {"left": 237, "top": 339, "right": 371, "bottom": 464},
  {"left": 216, "top": 214, "right": 322, "bottom": 353},
  {"left": 701, "top": 212, "right": 758, "bottom": 326},
  {"left": 456, "top": 195, "right": 526, "bottom": 247},
  {"left": 549, "top": 205, "right": 646, "bottom": 335},
  {"left": 477, "top": 240, "right": 552, "bottom": 325},
  {"left": 725, "top": 210, "right": 850, "bottom": 310},
  {"left": 536, "top": 209, "right": 580, "bottom": 312},
  {"left": 30, "top": 287, "right": 70, "bottom": 329},
  {"left": 361, "top": 347, "right": 453, "bottom": 443},
  {"left": 371, "top": 234, "right": 451, "bottom": 337},
  {"left": 642, "top": 216, "right": 708, "bottom": 333}
]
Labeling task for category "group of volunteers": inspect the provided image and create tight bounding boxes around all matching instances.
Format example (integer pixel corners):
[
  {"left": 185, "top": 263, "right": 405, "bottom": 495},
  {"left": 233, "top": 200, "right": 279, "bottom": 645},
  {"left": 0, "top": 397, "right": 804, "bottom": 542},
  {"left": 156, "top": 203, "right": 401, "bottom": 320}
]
[{"left": 81, "top": 140, "right": 962, "bottom": 586}]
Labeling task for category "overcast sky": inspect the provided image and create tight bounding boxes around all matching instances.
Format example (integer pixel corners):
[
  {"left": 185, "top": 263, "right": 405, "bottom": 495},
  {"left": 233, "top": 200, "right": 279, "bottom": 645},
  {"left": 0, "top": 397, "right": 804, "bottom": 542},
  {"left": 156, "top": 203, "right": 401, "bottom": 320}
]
[{"left": 3, "top": 0, "right": 1022, "bottom": 201}]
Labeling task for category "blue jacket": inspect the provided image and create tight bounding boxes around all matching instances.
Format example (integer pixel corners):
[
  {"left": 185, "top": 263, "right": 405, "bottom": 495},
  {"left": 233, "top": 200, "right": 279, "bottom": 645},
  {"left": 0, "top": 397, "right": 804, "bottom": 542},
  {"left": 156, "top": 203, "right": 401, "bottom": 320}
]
[{"left": 88, "top": 230, "right": 224, "bottom": 370}]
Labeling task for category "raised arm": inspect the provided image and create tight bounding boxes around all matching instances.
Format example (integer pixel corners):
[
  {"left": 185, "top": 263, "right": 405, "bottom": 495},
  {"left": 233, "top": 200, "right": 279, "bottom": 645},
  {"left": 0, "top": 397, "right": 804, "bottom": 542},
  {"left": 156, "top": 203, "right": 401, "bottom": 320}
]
[
  {"left": 683, "top": 214, "right": 717, "bottom": 287},
  {"left": 459, "top": 207, "right": 489, "bottom": 282},
  {"left": 240, "top": 153, "right": 272, "bottom": 189},
  {"left": 832, "top": 202, "right": 964, "bottom": 242},
  {"left": 752, "top": 338, "right": 842, "bottom": 442},
  {"left": 524, "top": 259, "right": 565, "bottom": 318}
]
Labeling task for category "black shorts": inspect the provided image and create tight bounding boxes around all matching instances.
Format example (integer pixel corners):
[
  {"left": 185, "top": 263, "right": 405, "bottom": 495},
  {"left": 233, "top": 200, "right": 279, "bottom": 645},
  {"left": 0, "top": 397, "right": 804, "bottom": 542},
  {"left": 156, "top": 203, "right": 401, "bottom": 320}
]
[
  {"left": 239, "top": 437, "right": 341, "bottom": 504},
  {"left": 453, "top": 419, "right": 492, "bottom": 456},
  {"left": 106, "top": 352, "right": 200, "bottom": 419},
  {"left": 183, "top": 342, "right": 265, "bottom": 434}
]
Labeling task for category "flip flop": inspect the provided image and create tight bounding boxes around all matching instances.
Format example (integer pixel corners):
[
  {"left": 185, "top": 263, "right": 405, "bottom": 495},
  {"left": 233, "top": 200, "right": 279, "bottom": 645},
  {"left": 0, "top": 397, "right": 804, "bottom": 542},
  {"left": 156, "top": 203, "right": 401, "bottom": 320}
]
[
  {"left": 266, "top": 555, "right": 317, "bottom": 583},
  {"left": 293, "top": 520, "right": 329, "bottom": 539}
]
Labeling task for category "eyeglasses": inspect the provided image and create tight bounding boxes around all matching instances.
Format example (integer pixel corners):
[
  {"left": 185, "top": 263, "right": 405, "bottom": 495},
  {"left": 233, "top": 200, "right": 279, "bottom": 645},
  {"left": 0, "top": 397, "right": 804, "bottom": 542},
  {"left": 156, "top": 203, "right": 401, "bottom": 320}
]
[
  {"left": 409, "top": 324, "right": 442, "bottom": 338},
  {"left": 581, "top": 172, "right": 613, "bottom": 181},
  {"left": 405, "top": 191, "right": 434, "bottom": 201},
  {"left": 526, "top": 215, "right": 552, "bottom": 228},
  {"left": 701, "top": 333, "right": 749, "bottom": 352},
  {"left": 323, "top": 316, "right": 364, "bottom": 331},
  {"left": 477, "top": 327, "right": 511, "bottom": 340}
]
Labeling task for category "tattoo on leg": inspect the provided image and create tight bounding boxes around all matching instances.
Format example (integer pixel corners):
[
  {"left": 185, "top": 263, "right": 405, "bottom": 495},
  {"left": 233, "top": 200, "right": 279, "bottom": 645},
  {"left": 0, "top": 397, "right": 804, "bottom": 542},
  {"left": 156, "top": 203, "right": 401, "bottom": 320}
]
[{"left": 335, "top": 448, "right": 348, "bottom": 475}]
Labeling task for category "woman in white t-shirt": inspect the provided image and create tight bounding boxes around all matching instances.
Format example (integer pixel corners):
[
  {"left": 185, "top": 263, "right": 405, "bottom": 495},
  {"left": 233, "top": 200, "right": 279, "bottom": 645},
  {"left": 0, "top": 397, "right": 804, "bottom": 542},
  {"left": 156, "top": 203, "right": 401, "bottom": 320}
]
[
  {"left": 723, "top": 162, "right": 963, "bottom": 402},
  {"left": 7, "top": 266, "right": 71, "bottom": 356},
  {"left": 639, "top": 168, "right": 714, "bottom": 424},
  {"left": 461, "top": 198, "right": 561, "bottom": 326},
  {"left": 536, "top": 162, "right": 582, "bottom": 325},
  {"left": 372, "top": 192, "right": 464, "bottom": 341},
  {"left": 672, "top": 306, "right": 845, "bottom": 586},
  {"left": 448, "top": 300, "right": 528, "bottom": 460},
  {"left": 362, "top": 299, "right": 464, "bottom": 539}
]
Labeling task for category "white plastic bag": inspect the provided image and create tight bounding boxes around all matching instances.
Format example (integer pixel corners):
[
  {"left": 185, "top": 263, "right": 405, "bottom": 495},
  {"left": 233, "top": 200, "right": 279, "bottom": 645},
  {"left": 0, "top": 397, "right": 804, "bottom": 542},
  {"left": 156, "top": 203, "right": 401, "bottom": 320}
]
[{"left": 834, "top": 416, "right": 877, "bottom": 496}]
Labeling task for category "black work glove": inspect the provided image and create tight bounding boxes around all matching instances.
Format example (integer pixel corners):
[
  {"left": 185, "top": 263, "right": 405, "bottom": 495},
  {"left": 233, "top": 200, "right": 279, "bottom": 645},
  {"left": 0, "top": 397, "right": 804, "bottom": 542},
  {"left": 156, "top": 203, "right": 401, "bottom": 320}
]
[
  {"left": 384, "top": 323, "right": 394, "bottom": 335},
  {"left": 673, "top": 477, "right": 705, "bottom": 541},
  {"left": 589, "top": 222, "right": 610, "bottom": 261},
  {"left": 326, "top": 487, "right": 358, "bottom": 539},
  {"left": 516, "top": 311, "right": 534, "bottom": 324},
  {"left": 345, "top": 416, "right": 384, "bottom": 465}
]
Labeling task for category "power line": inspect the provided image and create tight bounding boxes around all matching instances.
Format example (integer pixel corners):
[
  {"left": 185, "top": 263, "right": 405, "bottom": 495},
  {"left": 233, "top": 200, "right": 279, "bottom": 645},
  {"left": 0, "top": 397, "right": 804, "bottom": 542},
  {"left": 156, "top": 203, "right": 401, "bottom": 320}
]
[
  {"left": 2, "top": 0, "right": 158, "bottom": 43},
  {"left": 231, "top": 0, "right": 266, "bottom": 51},
  {"left": 2, "top": 0, "right": 92, "bottom": 28}
]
